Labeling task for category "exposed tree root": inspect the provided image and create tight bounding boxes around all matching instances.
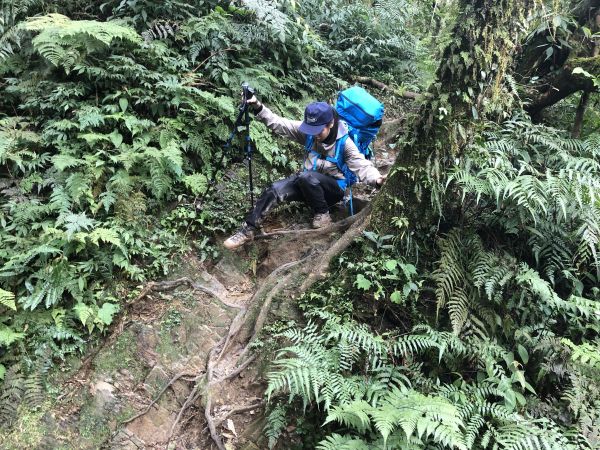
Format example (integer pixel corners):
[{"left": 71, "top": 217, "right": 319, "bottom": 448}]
[
  {"left": 113, "top": 207, "right": 372, "bottom": 450},
  {"left": 254, "top": 211, "right": 363, "bottom": 240},
  {"left": 210, "top": 355, "right": 256, "bottom": 386},
  {"left": 300, "top": 205, "right": 371, "bottom": 292},
  {"left": 120, "top": 370, "right": 200, "bottom": 425},
  {"left": 201, "top": 210, "right": 370, "bottom": 448},
  {"left": 214, "top": 256, "right": 307, "bottom": 364},
  {"left": 163, "top": 253, "right": 315, "bottom": 450},
  {"left": 214, "top": 401, "right": 265, "bottom": 427},
  {"left": 165, "top": 335, "right": 226, "bottom": 449}
]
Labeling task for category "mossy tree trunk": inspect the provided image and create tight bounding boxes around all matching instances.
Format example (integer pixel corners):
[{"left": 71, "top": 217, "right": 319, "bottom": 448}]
[{"left": 371, "top": 0, "right": 533, "bottom": 240}]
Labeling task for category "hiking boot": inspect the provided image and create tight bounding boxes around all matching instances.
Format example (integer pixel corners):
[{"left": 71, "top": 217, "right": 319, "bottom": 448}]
[
  {"left": 223, "top": 224, "right": 255, "bottom": 250},
  {"left": 312, "top": 213, "right": 332, "bottom": 229}
]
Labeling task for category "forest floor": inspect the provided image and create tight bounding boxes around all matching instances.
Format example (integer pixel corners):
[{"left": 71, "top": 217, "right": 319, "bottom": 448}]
[{"left": 23, "top": 116, "right": 404, "bottom": 450}]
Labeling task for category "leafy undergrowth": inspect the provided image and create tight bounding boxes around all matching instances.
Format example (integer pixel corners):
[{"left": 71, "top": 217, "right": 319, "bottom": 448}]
[
  {"left": 264, "top": 116, "right": 600, "bottom": 449},
  {"left": 0, "top": 0, "right": 420, "bottom": 411}
]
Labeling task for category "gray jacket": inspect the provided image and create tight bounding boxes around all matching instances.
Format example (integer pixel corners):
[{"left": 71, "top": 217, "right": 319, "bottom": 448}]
[{"left": 256, "top": 105, "right": 382, "bottom": 185}]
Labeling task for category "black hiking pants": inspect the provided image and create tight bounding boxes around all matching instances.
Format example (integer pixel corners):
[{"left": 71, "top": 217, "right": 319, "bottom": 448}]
[{"left": 245, "top": 172, "right": 344, "bottom": 229}]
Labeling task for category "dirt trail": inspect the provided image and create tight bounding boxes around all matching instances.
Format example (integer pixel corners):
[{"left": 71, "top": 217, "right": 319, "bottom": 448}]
[{"left": 43, "top": 123, "right": 400, "bottom": 450}]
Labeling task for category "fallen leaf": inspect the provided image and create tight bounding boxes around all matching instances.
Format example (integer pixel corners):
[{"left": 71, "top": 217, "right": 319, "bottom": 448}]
[{"left": 226, "top": 419, "right": 237, "bottom": 437}]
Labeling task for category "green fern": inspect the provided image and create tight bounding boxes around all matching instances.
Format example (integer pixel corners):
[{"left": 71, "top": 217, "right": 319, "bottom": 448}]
[
  {"left": 324, "top": 388, "right": 467, "bottom": 449},
  {"left": 562, "top": 339, "right": 600, "bottom": 369},
  {"left": 0, "top": 288, "right": 15, "bottom": 310},
  {"left": 264, "top": 404, "right": 287, "bottom": 449},
  {"left": 316, "top": 434, "right": 371, "bottom": 450},
  {"left": 0, "top": 360, "right": 46, "bottom": 428},
  {"left": 0, "top": 325, "right": 24, "bottom": 346},
  {"left": 0, "top": 0, "right": 44, "bottom": 61},
  {"left": 24, "top": 14, "right": 141, "bottom": 72}
]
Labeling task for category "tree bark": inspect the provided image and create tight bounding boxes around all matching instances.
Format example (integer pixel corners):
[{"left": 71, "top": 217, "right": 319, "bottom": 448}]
[
  {"left": 572, "top": 91, "right": 590, "bottom": 138},
  {"left": 571, "top": 40, "right": 599, "bottom": 137},
  {"left": 525, "top": 56, "right": 599, "bottom": 119},
  {"left": 521, "top": 4, "right": 600, "bottom": 117},
  {"left": 371, "top": 0, "right": 534, "bottom": 236}
]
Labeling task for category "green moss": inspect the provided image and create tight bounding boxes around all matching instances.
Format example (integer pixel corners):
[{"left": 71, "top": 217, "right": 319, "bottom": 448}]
[
  {"left": 570, "top": 56, "right": 600, "bottom": 75},
  {"left": 0, "top": 401, "right": 78, "bottom": 450},
  {"left": 156, "top": 327, "right": 181, "bottom": 366},
  {"left": 93, "top": 330, "right": 145, "bottom": 383},
  {"left": 0, "top": 403, "right": 48, "bottom": 450},
  {"left": 77, "top": 396, "right": 112, "bottom": 448},
  {"left": 115, "top": 403, "right": 138, "bottom": 425}
]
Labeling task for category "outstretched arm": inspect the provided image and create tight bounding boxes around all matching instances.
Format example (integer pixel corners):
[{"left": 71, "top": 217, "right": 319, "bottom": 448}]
[
  {"left": 343, "top": 139, "right": 385, "bottom": 187},
  {"left": 247, "top": 96, "right": 306, "bottom": 145}
]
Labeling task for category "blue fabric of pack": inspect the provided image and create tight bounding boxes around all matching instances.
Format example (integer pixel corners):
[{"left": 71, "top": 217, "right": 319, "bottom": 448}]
[
  {"left": 305, "top": 134, "right": 356, "bottom": 191},
  {"left": 335, "top": 86, "right": 384, "bottom": 159}
]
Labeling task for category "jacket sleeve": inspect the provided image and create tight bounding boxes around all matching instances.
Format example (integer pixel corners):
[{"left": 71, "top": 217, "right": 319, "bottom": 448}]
[
  {"left": 255, "top": 104, "right": 306, "bottom": 146},
  {"left": 344, "top": 138, "right": 382, "bottom": 185}
]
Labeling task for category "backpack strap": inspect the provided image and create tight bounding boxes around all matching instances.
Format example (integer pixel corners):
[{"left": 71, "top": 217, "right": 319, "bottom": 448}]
[
  {"left": 304, "top": 134, "right": 356, "bottom": 215},
  {"left": 304, "top": 134, "right": 355, "bottom": 190},
  {"left": 304, "top": 135, "right": 320, "bottom": 171}
]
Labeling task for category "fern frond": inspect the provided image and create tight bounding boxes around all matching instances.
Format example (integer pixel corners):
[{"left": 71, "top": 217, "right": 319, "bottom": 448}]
[
  {"left": 0, "top": 288, "right": 16, "bottom": 310},
  {"left": 24, "top": 14, "right": 141, "bottom": 72},
  {"left": 316, "top": 434, "right": 371, "bottom": 450}
]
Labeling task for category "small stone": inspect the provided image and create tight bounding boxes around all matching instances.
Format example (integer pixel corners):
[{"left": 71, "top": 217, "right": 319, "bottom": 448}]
[{"left": 92, "top": 380, "right": 117, "bottom": 413}]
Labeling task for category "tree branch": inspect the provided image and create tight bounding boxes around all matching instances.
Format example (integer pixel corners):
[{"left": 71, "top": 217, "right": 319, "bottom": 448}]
[
  {"left": 525, "top": 57, "right": 599, "bottom": 118},
  {"left": 353, "top": 76, "right": 421, "bottom": 100}
]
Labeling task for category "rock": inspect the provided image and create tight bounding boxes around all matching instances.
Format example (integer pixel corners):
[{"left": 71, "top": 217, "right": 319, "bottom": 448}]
[
  {"left": 170, "top": 378, "right": 192, "bottom": 402},
  {"left": 198, "top": 270, "right": 229, "bottom": 299},
  {"left": 111, "top": 429, "right": 147, "bottom": 450},
  {"left": 91, "top": 380, "right": 117, "bottom": 414},
  {"left": 213, "top": 253, "right": 250, "bottom": 289},
  {"left": 135, "top": 326, "right": 159, "bottom": 367},
  {"left": 143, "top": 365, "right": 191, "bottom": 414},
  {"left": 144, "top": 365, "right": 169, "bottom": 394},
  {"left": 126, "top": 404, "right": 174, "bottom": 443}
]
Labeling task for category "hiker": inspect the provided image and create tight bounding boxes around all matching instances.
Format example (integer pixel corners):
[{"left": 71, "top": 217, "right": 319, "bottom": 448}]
[{"left": 223, "top": 94, "right": 385, "bottom": 250}]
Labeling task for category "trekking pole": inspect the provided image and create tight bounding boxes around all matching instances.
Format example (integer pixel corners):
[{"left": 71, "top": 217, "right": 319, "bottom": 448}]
[
  {"left": 208, "top": 82, "right": 256, "bottom": 210},
  {"left": 241, "top": 82, "right": 255, "bottom": 208}
]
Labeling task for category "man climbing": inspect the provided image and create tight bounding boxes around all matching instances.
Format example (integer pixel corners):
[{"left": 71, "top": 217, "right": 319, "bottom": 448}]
[{"left": 223, "top": 94, "right": 385, "bottom": 250}]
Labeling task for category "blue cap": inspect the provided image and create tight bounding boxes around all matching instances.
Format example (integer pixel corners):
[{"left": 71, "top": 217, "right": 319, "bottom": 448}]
[{"left": 299, "top": 102, "right": 334, "bottom": 135}]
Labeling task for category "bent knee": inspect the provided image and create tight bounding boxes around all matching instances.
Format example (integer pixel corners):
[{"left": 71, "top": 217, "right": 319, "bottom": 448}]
[{"left": 297, "top": 171, "right": 319, "bottom": 186}]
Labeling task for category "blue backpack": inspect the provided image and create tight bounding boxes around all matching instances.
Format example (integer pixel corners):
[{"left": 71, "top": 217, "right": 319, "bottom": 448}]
[
  {"left": 335, "top": 86, "right": 384, "bottom": 160},
  {"left": 304, "top": 86, "right": 384, "bottom": 214}
]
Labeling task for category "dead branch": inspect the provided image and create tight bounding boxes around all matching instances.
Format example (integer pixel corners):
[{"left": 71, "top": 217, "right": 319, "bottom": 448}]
[
  {"left": 135, "top": 277, "right": 242, "bottom": 310},
  {"left": 132, "top": 278, "right": 191, "bottom": 303},
  {"left": 354, "top": 76, "right": 421, "bottom": 100}
]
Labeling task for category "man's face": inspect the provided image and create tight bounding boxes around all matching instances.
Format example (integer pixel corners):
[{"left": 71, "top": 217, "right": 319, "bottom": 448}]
[{"left": 315, "top": 121, "right": 335, "bottom": 142}]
